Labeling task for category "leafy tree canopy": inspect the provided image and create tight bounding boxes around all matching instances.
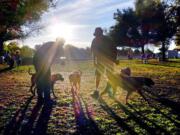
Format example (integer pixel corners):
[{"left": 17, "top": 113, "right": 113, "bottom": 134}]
[
  {"left": 0, "top": 0, "right": 55, "bottom": 52},
  {"left": 110, "top": 0, "right": 179, "bottom": 60}
]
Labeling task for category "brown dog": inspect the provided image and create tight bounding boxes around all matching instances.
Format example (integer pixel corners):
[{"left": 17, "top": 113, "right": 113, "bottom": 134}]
[
  {"left": 69, "top": 70, "right": 82, "bottom": 93},
  {"left": 28, "top": 68, "right": 64, "bottom": 98},
  {"left": 120, "top": 67, "right": 154, "bottom": 103},
  {"left": 108, "top": 67, "right": 154, "bottom": 103}
]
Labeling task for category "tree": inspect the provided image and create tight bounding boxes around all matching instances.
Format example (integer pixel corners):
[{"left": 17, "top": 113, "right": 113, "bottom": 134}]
[
  {"left": 135, "top": 0, "right": 178, "bottom": 61},
  {"left": 135, "top": 0, "right": 160, "bottom": 53},
  {"left": 172, "top": 0, "right": 180, "bottom": 47},
  {"left": 4, "top": 41, "right": 20, "bottom": 54},
  {"left": 110, "top": 0, "right": 178, "bottom": 61},
  {"left": 21, "top": 46, "right": 35, "bottom": 58},
  {"left": 0, "top": 0, "right": 55, "bottom": 53},
  {"left": 134, "top": 49, "right": 141, "bottom": 55},
  {"left": 110, "top": 8, "right": 142, "bottom": 51},
  {"left": 110, "top": 6, "right": 158, "bottom": 54},
  {"left": 145, "top": 49, "right": 154, "bottom": 54},
  {"left": 64, "top": 45, "right": 92, "bottom": 60}
]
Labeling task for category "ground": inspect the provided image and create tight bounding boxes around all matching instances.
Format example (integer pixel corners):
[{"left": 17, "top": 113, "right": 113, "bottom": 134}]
[{"left": 0, "top": 59, "right": 180, "bottom": 135}]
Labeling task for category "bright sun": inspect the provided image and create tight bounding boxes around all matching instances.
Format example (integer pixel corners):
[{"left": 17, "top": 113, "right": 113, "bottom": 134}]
[{"left": 49, "top": 23, "right": 74, "bottom": 41}]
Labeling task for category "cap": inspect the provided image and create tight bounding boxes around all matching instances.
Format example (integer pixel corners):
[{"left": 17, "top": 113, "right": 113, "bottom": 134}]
[{"left": 93, "top": 27, "right": 103, "bottom": 36}]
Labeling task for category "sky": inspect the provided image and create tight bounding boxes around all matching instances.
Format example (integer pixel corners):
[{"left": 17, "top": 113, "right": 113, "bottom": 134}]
[{"left": 22, "top": 0, "right": 135, "bottom": 48}]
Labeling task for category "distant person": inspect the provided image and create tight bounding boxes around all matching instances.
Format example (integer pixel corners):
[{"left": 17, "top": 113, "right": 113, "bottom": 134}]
[
  {"left": 33, "top": 38, "right": 64, "bottom": 103},
  {"left": 91, "top": 27, "right": 118, "bottom": 98},
  {"left": 142, "top": 53, "right": 148, "bottom": 64},
  {"left": 4, "top": 51, "right": 14, "bottom": 68},
  {"left": 127, "top": 49, "right": 133, "bottom": 60},
  {"left": 15, "top": 50, "right": 21, "bottom": 66}
]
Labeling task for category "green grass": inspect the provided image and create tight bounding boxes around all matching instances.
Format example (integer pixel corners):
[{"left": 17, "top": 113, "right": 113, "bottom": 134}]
[{"left": 0, "top": 60, "right": 180, "bottom": 134}]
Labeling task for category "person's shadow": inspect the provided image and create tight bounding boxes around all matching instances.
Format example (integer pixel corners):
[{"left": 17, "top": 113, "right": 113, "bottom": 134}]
[
  {"left": 3, "top": 97, "right": 54, "bottom": 135},
  {"left": 71, "top": 88, "right": 102, "bottom": 135},
  {"left": 3, "top": 96, "right": 33, "bottom": 135},
  {"left": 33, "top": 102, "right": 53, "bottom": 135},
  {"left": 21, "top": 101, "right": 53, "bottom": 135}
]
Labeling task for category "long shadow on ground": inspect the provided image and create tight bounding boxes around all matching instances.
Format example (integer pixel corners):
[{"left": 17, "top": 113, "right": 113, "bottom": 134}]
[
  {"left": 20, "top": 101, "right": 53, "bottom": 135},
  {"left": 98, "top": 97, "right": 138, "bottom": 135},
  {"left": 3, "top": 96, "right": 33, "bottom": 135},
  {"left": 3, "top": 96, "right": 54, "bottom": 135},
  {"left": 112, "top": 98, "right": 169, "bottom": 134},
  {"left": 71, "top": 88, "right": 102, "bottom": 135},
  {"left": 142, "top": 86, "right": 180, "bottom": 120}
]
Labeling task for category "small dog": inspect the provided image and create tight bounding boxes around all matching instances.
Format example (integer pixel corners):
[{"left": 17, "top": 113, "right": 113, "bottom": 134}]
[
  {"left": 110, "top": 67, "right": 154, "bottom": 103},
  {"left": 69, "top": 70, "right": 82, "bottom": 93},
  {"left": 28, "top": 68, "right": 64, "bottom": 98}
]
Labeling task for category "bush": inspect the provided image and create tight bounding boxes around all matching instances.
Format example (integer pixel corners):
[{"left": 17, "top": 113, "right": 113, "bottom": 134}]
[{"left": 21, "top": 57, "right": 33, "bottom": 65}]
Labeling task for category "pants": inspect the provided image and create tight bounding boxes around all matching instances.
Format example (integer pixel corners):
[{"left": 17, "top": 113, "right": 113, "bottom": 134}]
[{"left": 34, "top": 64, "right": 51, "bottom": 101}]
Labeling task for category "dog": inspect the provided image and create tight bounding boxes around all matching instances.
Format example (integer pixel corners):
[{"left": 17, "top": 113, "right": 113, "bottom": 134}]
[
  {"left": 108, "top": 67, "right": 154, "bottom": 103},
  {"left": 28, "top": 68, "right": 64, "bottom": 98},
  {"left": 69, "top": 70, "right": 82, "bottom": 93}
]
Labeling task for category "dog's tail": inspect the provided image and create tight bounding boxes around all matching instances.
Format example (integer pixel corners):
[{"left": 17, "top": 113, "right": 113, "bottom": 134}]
[{"left": 28, "top": 68, "right": 34, "bottom": 75}]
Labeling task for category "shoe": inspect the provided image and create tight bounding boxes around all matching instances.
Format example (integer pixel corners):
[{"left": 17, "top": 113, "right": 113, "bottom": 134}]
[
  {"left": 91, "top": 90, "right": 99, "bottom": 99},
  {"left": 44, "top": 98, "right": 56, "bottom": 105},
  {"left": 37, "top": 97, "right": 44, "bottom": 105}
]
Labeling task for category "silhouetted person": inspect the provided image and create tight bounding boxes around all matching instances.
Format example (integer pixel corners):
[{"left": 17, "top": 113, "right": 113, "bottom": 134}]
[
  {"left": 33, "top": 38, "right": 64, "bottom": 103},
  {"left": 91, "top": 27, "right": 117, "bottom": 98},
  {"left": 15, "top": 50, "right": 21, "bottom": 66},
  {"left": 4, "top": 51, "right": 14, "bottom": 68}
]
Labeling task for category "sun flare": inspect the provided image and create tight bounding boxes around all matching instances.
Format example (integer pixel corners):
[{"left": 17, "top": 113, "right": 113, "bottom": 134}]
[{"left": 49, "top": 23, "right": 74, "bottom": 41}]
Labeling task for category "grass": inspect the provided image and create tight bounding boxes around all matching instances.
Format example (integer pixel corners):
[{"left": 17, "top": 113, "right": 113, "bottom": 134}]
[{"left": 0, "top": 59, "right": 180, "bottom": 134}]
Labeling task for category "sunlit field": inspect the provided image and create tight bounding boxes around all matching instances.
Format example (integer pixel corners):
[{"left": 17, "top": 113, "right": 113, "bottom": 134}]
[{"left": 0, "top": 60, "right": 180, "bottom": 134}]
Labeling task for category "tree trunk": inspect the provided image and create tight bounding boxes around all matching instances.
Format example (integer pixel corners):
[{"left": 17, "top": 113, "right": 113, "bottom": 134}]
[
  {"left": 162, "top": 41, "right": 166, "bottom": 61},
  {"left": 141, "top": 45, "right": 144, "bottom": 54},
  {"left": 0, "top": 38, "right": 4, "bottom": 55}
]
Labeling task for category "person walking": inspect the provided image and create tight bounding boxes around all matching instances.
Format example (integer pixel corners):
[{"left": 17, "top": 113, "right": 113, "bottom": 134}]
[{"left": 91, "top": 27, "right": 118, "bottom": 98}]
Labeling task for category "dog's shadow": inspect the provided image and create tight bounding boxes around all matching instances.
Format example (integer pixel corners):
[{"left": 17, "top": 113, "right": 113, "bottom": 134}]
[
  {"left": 98, "top": 97, "right": 138, "bottom": 134},
  {"left": 71, "top": 88, "right": 102, "bottom": 135},
  {"left": 140, "top": 85, "right": 180, "bottom": 117}
]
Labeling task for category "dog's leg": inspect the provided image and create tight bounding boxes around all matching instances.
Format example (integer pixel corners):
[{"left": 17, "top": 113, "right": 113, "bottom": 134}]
[
  {"left": 138, "top": 89, "right": 148, "bottom": 102},
  {"left": 51, "top": 83, "right": 57, "bottom": 98},
  {"left": 126, "top": 91, "right": 132, "bottom": 104},
  {"left": 29, "top": 85, "right": 33, "bottom": 93},
  {"left": 78, "top": 81, "right": 80, "bottom": 91},
  {"left": 74, "top": 83, "right": 78, "bottom": 94},
  {"left": 77, "top": 81, "right": 80, "bottom": 94},
  {"left": 73, "top": 82, "right": 77, "bottom": 91},
  {"left": 33, "top": 86, "right": 37, "bottom": 96},
  {"left": 70, "top": 81, "right": 73, "bottom": 90},
  {"left": 30, "top": 83, "right": 35, "bottom": 95},
  {"left": 112, "top": 85, "right": 118, "bottom": 98},
  {"left": 100, "top": 89, "right": 107, "bottom": 97}
]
